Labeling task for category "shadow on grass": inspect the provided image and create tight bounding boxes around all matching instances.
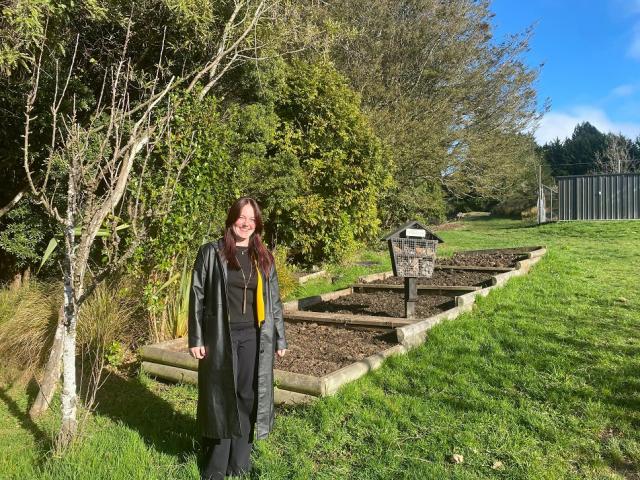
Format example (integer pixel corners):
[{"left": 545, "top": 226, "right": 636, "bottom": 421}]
[
  {"left": 92, "top": 372, "right": 197, "bottom": 459},
  {"left": 0, "top": 378, "right": 54, "bottom": 460}
]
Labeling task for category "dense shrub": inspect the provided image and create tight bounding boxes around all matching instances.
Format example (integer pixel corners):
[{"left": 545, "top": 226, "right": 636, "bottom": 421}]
[
  {"left": 250, "top": 59, "right": 392, "bottom": 265},
  {"left": 272, "top": 247, "right": 297, "bottom": 300},
  {"left": 137, "top": 59, "right": 391, "bottom": 272}
]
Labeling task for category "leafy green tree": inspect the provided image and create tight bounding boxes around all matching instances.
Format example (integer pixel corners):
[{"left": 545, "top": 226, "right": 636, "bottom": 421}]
[
  {"left": 137, "top": 58, "right": 392, "bottom": 273},
  {"left": 250, "top": 59, "right": 392, "bottom": 264},
  {"left": 316, "top": 0, "right": 542, "bottom": 223},
  {"left": 563, "top": 122, "right": 607, "bottom": 175},
  {"left": 542, "top": 122, "right": 607, "bottom": 176}
]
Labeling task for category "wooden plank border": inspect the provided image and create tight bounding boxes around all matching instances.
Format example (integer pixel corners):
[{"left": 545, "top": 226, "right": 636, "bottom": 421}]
[
  {"left": 282, "top": 288, "right": 352, "bottom": 312},
  {"left": 352, "top": 283, "right": 479, "bottom": 296}
]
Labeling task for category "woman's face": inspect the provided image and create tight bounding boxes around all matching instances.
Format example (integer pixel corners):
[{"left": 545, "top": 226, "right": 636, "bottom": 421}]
[{"left": 232, "top": 204, "right": 256, "bottom": 243}]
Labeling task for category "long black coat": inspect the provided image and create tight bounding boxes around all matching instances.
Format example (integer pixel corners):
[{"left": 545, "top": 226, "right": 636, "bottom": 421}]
[{"left": 188, "top": 240, "right": 287, "bottom": 440}]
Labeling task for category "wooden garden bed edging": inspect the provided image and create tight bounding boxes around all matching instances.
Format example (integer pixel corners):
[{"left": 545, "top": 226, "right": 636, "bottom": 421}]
[
  {"left": 453, "top": 255, "right": 544, "bottom": 309},
  {"left": 395, "top": 303, "right": 474, "bottom": 347},
  {"left": 352, "top": 283, "right": 480, "bottom": 297},
  {"left": 282, "top": 288, "right": 352, "bottom": 312},
  {"left": 141, "top": 344, "right": 198, "bottom": 370},
  {"left": 434, "top": 265, "right": 514, "bottom": 272},
  {"left": 140, "top": 358, "right": 317, "bottom": 405},
  {"left": 454, "top": 245, "right": 545, "bottom": 257},
  {"left": 274, "top": 344, "right": 407, "bottom": 397},
  {"left": 297, "top": 270, "right": 329, "bottom": 284},
  {"left": 357, "top": 271, "right": 395, "bottom": 283},
  {"left": 284, "top": 310, "right": 415, "bottom": 328},
  {"left": 139, "top": 339, "right": 406, "bottom": 404},
  {"left": 141, "top": 361, "right": 197, "bottom": 384}
]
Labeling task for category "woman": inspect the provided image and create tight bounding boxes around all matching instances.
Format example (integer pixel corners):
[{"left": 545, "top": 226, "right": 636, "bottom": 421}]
[{"left": 188, "top": 197, "right": 287, "bottom": 480}]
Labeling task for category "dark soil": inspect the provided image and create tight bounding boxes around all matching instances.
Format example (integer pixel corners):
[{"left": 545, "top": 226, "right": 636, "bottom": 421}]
[
  {"left": 273, "top": 247, "right": 538, "bottom": 378},
  {"left": 306, "top": 291, "right": 453, "bottom": 318},
  {"left": 368, "top": 269, "right": 494, "bottom": 287},
  {"left": 274, "top": 321, "right": 396, "bottom": 376},
  {"left": 439, "top": 250, "right": 529, "bottom": 268}
]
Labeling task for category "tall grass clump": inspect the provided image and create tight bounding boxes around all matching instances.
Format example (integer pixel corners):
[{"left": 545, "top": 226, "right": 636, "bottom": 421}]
[
  {"left": 76, "top": 278, "right": 141, "bottom": 411},
  {"left": 0, "top": 277, "right": 142, "bottom": 387},
  {"left": 0, "top": 281, "right": 60, "bottom": 382},
  {"left": 77, "top": 278, "right": 140, "bottom": 357}
]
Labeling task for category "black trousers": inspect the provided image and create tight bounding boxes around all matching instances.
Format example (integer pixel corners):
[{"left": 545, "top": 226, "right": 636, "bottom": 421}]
[{"left": 200, "top": 327, "right": 259, "bottom": 480}]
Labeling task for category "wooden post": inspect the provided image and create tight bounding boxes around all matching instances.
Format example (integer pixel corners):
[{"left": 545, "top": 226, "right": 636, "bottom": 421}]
[{"left": 404, "top": 277, "right": 417, "bottom": 319}]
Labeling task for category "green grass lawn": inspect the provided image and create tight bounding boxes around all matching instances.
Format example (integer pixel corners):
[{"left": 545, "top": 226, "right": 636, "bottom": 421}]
[{"left": 1, "top": 218, "right": 639, "bottom": 479}]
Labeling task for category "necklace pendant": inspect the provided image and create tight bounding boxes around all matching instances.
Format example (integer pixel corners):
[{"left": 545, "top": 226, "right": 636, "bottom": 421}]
[{"left": 242, "top": 287, "right": 247, "bottom": 314}]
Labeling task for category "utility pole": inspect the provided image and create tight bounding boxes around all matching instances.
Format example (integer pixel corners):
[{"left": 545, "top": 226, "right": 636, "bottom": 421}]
[{"left": 537, "top": 164, "right": 543, "bottom": 224}]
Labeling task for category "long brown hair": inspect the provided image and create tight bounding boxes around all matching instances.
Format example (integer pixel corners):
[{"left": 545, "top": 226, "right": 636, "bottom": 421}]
[{"left": 222, "top": 197, "right": 273, "bottom": 274}]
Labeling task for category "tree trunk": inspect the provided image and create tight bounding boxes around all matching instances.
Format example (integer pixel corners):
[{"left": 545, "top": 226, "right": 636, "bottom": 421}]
[
  {"left": 10, "top": 272, "right": 22, "bottom": 291},
  {"left": 29, "top": 305, "right": 64, "bottom": 418},
  {"left": 57, "top": 200, "right": 79, "bottom": 448},
  {"left": 57, "top": 279, "right": 78, "bottom": 448}
]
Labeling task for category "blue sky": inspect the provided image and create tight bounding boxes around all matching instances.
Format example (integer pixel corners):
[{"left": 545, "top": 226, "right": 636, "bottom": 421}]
[{"left": 490, "top": 0, "right": 640, "bottom": 144}]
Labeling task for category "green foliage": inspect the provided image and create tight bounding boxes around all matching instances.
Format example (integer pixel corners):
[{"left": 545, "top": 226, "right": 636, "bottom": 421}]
[
  {"left": 321, "top": 0, "right": 543, "bottom": 225},
  {"left": 250, "top": 59, "right": 392, "bottom": 265},
  {"left": 542, "top": 122, "right": 640, "bottom": 176},
  {"left": 137, "top": 60, "right": 390, "bottom": 273},
  {"left": 272, "top": 247, "right": 296, "bottom": 300},
  {"left": 0, "top": 0, "right": 56, "bottom": 76},
  {"left": 130, "top": 60, "right": 390, "bottom": 337},
  {"left": 138, "top": 93, "right": 233, "bottom": 273},
  {"left": 380, "top": 181, "right": 447, "bottom": 226},
  {"left": 104, "top": 341, "right": 125, "bottom": 367},
  {"left": 0, "top": 201, "right": 58, "bottom": 272},
  {"left": 542, "top": 122, "right": 608, "bottom": 176},
  {"left": 164, "top": 261, "right": 191, "bottom": 339}
]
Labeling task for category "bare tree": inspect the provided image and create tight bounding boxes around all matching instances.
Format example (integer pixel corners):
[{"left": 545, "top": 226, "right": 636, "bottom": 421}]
[
  {"left": 593, "top": 133, "right": 639, "bottom": 174},
  {"left": 0, "top": 188, "right": 27, "bottom": 218},
  {"left": 22, "top": 0, "right": 272, "bottom": 448}
]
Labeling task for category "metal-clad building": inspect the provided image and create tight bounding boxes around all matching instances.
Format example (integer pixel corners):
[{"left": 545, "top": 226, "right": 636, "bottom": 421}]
[{"left": 558, "top": 173, "right": 640, "bottom": 221}]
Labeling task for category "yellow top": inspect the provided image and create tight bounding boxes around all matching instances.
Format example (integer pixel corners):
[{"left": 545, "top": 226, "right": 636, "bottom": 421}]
[{"left": 255, "top": 260, "right": 265, "bottom": 327}]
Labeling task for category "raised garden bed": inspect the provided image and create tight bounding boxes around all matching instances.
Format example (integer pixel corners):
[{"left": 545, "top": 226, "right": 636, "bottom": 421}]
[
  {"left": 274, "top": 323, "right": 395, "bottom": 376},
  {"left": 439, "top": 246, "right": 543, "bottom": 268},
  {"left": 140, "top": 246, "right": 546, "bottom": 406},
  {"left": 361, "top": 269, "right": 496, "bottom": 287},
  {"left": 305, "top": 291, "right": 453, "bottom": 318}
]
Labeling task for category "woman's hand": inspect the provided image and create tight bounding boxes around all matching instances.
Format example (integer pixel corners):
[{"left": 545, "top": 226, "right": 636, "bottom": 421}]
[
  {"left": 190, "top": 346, "right": 206, "bottom": 359},
  {"left": 276, "top": 349, "right": 287, "bottom": 358}
]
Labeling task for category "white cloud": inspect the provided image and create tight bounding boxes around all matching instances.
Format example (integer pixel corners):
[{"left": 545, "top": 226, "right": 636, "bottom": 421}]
[
  {"left": 611, "top": 83, "right": 636, "bottom": 96},
  {"left": 629, "top": 24, "right": 640, "bottom": 59},
  {"left": 535, "top": 106, "right": 640, "bottom": 144}
]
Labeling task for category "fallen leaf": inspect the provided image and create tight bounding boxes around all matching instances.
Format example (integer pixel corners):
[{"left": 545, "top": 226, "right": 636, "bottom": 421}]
[{"left": 450, "top": 454, "right": 464, "bottom": 464}]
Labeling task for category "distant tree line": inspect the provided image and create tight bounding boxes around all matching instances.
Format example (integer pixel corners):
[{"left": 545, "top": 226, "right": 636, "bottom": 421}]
[{"left": 541, "top": 122, "right": 640, "bottom": 178}]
